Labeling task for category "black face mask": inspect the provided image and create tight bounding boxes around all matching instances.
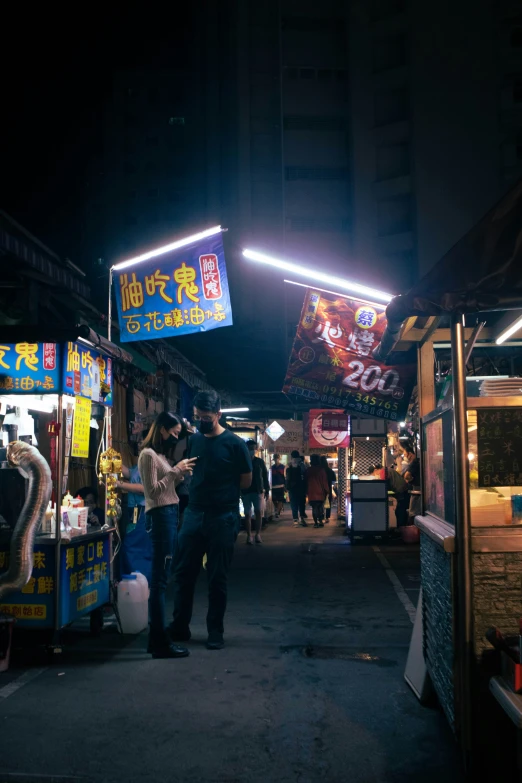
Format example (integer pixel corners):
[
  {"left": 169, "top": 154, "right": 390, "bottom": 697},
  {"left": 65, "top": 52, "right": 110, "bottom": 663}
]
[
  {"left": 164, "top": 435, "right": 178, "bottom": 449},
  {"left": 197, "top": 419, "right": 214, "bottom": 435}
]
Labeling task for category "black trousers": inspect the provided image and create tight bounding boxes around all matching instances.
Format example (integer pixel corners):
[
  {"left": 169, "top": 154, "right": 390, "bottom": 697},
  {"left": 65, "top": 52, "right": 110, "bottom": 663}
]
[{"left": 171, "top": 506, "right": 238, "bottom": 635}]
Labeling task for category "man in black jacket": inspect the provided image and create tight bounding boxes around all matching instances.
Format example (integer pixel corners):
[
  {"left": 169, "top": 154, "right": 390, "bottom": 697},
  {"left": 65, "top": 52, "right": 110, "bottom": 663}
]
[{"left": 242, "top": 439, "right": 269, "bottom": 545}]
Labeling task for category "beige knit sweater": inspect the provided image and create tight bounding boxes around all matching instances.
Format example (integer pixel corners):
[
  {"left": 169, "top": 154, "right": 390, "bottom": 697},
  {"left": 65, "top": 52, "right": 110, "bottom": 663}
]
[{"left": 138, "top": 448, "right": 184, "bottom": 513}]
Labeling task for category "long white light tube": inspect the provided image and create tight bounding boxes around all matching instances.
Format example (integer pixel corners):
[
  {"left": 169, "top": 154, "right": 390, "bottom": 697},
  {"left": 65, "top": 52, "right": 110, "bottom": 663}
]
[
  {"left": 113, "top": 225, "right": 223, "bottom": 271},
  {"left": 243, "top": 248, "right": 393, "bottom": 304}
]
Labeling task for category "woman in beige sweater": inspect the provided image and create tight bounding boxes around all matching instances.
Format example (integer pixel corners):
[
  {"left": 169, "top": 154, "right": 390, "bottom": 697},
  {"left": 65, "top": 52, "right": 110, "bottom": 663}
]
[{"left": 138, "top": 412, "right": 196, "bottom": 659}]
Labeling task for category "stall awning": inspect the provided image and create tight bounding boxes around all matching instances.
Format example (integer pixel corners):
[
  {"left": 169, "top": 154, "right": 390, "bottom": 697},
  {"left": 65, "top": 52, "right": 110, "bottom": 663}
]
[{"left": 375, "top": 178, "right": 522, "bottom": 362}]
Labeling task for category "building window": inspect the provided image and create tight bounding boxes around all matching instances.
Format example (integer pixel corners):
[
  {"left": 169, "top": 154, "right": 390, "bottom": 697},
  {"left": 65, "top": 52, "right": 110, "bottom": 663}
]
[
  {"left": 283, "top": 67, "right": 347, "bottom": 83},
  {"left": 287, "top": 217, "right": 350, "bottom": 232},
  {"left": 285, "top": 166, "right": 348, "bottom": 180},
  {"left": 282, "top": 17, "right": 343, "bottom": 32},
  {"left": 374, "top": 88, "right": 409, "bottom": 126},
  {"left": 510, "top": 28, "right": 522, "bottom": 48},
  {"left": 373, "top": 34, "right": 407, "bottom": 73},
  {"left": 370, "top": 0, "right": 406, "bottom": 22},
  {"left": 375, "top": 144, "right": 410, "bottom": 180},
  {"left": 318, "top": 69, "right": 333, "bottom": 82},
  {"left": 377, "top": 195, "right": 413, "bottom": 236},
  {"left": 284, "top": 115, "right": 345, "bottom": 131},
  {"left": 169, "top": 117, "right": 185, "bottom": 125}
]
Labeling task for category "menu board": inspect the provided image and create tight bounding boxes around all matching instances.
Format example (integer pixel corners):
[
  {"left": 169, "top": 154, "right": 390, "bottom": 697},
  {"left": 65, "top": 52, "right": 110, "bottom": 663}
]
[{"left": 477, "top": 408, "right": 522, "bottom": 487}]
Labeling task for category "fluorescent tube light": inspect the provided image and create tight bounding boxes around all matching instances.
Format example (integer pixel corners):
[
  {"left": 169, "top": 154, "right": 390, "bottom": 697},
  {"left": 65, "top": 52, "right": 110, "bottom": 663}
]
[
  {"left": 243, "top": 248, "right": 393, "bottom": 304},
  {"left": 113, "top": 226, "right": 223, "bottom": 271}
]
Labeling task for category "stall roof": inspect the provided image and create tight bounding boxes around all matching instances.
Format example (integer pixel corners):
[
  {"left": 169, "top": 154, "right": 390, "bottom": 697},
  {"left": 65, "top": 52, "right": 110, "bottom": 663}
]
[{"left": 375, "top": 178, "right": 522, "bottom": 362}]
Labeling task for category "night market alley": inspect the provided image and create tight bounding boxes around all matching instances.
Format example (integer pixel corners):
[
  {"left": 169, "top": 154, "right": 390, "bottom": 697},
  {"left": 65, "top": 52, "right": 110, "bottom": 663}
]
[{"left": 0, "top": 515, "right": 462, "bottom": 783}]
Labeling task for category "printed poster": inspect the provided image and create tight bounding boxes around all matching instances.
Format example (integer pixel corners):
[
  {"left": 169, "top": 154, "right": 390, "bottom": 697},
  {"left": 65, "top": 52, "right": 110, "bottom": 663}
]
[
  {"left": 114, "top": 232, "right": 233, "bottom": 342},
  {"left": 283, "top": 289, "right": 416, "bottom": 422},
  {"left": 72, "top": 397, "right": 91, "bottom": 458},
  {"left": 309, "top": 409, "right": 350, "bottom": 449}
]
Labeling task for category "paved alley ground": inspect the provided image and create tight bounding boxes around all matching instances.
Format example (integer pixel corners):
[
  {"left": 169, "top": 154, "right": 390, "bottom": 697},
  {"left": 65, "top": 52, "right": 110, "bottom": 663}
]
[{"left": 0, "top": 515, "right": 463, "bottom": 783}]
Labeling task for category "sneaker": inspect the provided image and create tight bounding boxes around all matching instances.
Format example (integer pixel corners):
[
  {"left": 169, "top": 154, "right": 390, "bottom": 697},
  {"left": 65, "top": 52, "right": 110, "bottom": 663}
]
[
  {"left": 246, "top": 535, "right": 254, "bottom": 545},
  {"left": 314, "top": 522, "right": 319, "bottom": 529},
  {"left": 168, "top": 625, "right": 192, "bottom": 643},
  {"left": 300, "top": 519, "right": 307, "bottom": 527},
  {"left": 206, "top": 631, "right": 224, "bottom": 650},
  {"left": 255, "top": 534, "right": 263, "bottom": 544},
  {"left": 293, "top": 519, "right": 300, "bottom": 527},
  {"left": 151, "top": 643, "right": 190, "bottom": 659},
  {"left": 319, "top": 521, "right": 324, "bottom": 527}
]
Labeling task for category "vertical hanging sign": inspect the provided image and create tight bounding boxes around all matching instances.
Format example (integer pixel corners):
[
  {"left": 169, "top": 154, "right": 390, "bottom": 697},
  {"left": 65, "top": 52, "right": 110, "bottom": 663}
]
[{"left": 72, "top": 398, "right": 91, "bottom": 459}]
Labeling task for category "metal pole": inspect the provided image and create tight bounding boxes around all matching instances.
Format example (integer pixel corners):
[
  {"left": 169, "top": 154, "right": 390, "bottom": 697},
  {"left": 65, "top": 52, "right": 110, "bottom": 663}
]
[
  {"left": 53, "top": 393, "right": 63, "bottom": 643},
  {"left": 451, "top": 314, "right": 474, "bottom": 767},
  {"left": 107, "top": 268, "right": 113, "bottom": 343}
]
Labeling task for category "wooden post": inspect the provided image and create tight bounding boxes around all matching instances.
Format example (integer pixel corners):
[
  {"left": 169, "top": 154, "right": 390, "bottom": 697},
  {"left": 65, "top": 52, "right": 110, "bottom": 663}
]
[{"left": 418, "top": 340, "right": 435, "bottom": 417}]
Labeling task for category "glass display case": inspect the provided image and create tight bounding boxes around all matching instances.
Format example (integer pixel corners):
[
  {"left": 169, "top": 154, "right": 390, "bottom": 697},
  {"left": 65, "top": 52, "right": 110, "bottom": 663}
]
[{"left": 422, "top": 408, "right": 455, "bottom": 524}]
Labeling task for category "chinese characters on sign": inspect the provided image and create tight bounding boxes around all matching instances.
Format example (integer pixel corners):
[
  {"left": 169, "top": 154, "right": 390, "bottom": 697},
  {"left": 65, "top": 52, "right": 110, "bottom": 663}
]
[
  {"left": 63, "top": 342, "right": 113, "bottom": 405},
  {"left": 309, "top": 410, "right": 350, "bottom": 449},
  {"left": 477, "top": 408, "right": 522, "bottom": 487},
  {"left": 283, "top": 289, "right": 416, "bottom": 422},
  {"left": 60, "top": 535, "right": 110, "bottom": 624},
  {"left": 0, "top": 544, "right": 56, "bottom": 626},
  {"left": 71, "top": 397, "right": 91, "bottom": 458},
  {"left": 114, "top": 233, "right": 233, "bottom": 342},
  {"left": 0, "top": 343, "right": 60, "bottom": 393}
]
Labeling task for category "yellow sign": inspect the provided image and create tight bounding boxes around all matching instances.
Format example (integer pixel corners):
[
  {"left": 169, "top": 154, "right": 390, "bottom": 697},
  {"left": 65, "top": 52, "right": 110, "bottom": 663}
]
[
  {"left": 0, "top": 604, "right": 47, "bottom": 620},
  {"left": 72, "top": 397, "right": 91, "bottom": 458},
  {"left": 77, "top": 590, "right": 98, "bottom": 611}
]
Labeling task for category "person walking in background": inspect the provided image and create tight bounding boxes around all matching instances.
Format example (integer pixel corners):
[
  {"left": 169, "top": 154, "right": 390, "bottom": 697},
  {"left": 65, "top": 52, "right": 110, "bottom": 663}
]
[
  {"left": 286, "top": 450, "right": 307, "bottom": 527},
  {"left": 306, "top": 454, "right": 330, "bottom": 528},
  {"left": 171, "top": 391, "right": 252, "bottom": 650},
  {"left": 270, "top": 454, "right": 286, "bottom": 517},
  {"left": 320, "top": 456, "right": 337, "bottom": 524},
  {"left": 242, "top": 439, "right": 269, "bottom": 545},
  {"left": 138, "top": 412, "right": 196, "bottom": 659}
]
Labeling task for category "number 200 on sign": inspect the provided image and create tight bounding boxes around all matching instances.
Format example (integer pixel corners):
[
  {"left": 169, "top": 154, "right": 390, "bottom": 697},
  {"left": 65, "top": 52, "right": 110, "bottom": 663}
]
[{"left": 342, "top": 361, "right": 403, "bottom": 399}]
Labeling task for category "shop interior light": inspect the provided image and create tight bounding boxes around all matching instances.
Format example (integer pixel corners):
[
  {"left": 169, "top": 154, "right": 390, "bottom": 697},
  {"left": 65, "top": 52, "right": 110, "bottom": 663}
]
[
  {"left": 243, "top": 248, "right": 393, "bottom": 304},
  {"left": 468, "top": 453, "right": 475, "bottom": 461},
  {"left": 496, "top": 314, "right": 522, "bottom": 345},
  {"left": 1, "top": 394, "right": 76, "bottom": 414},
  {"left": 221, "top": 407, "right": 250, "bottom": 413},
  {"left": 112, "top": 225, "right": 223, "bottom": 271}
]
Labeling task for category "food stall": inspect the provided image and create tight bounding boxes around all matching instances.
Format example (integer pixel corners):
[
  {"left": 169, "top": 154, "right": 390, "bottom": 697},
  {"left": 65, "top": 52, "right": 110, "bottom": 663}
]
[
  {"left": 373, "top": 178, "right": 522, "bottom": 772},
  {"left": 0, "top": 339, "right": 117, "bottom": 640}
]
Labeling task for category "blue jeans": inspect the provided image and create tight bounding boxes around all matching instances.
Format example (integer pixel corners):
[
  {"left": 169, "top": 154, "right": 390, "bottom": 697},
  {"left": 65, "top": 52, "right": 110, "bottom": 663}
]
[
  {"left": 288, "top": 489, "right": 306, "bottom": 520},
  {"left": 171, "top": 506, "right": 238, "bottom": 635},
  {"left": 146, "top": 504, "right": 178, "bottom": 650}
]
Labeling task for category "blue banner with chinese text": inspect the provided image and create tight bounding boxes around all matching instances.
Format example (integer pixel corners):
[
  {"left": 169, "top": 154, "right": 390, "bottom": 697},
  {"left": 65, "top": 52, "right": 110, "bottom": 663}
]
[
  {"left": 0, "top": 343, "right": 60, "bottom": 394},
  {"left": 114, "top": 232, "right": 233, "bottom": 342}
]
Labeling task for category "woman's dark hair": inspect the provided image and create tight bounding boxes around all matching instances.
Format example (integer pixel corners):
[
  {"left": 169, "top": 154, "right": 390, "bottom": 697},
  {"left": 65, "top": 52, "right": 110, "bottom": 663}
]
[
  {"left": 140, "top": 411, "right": 183, "bottom": 454},
  {"left": 273, "top": 454, "right": 281, "bottom": 461},
  {"left": 77, "top": 486, "right": 97, "bottom": 502},
  {"left": 310, "top": 454, "right": 320, "bottom": 467},
  {"left": 291, "top": 450, "right": 300, "bottom": 458},
  {"left": 402, "top": 440, "right": 415, "bottom": 456},
  {"left": 193, "top": 390, "right": 221, "bottom": 413},
  {"left": 320, "top": 456, "right": 329, "bottom": 470}
]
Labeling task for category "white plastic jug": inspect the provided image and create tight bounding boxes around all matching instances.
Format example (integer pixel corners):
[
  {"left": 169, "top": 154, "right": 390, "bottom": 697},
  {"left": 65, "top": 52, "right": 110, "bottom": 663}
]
[
  {"left": 118, "top": 575, "right": 148, "bottom": 634},
  {"left": 131, "top": 572, "right": 149, "bottom": 601}
]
